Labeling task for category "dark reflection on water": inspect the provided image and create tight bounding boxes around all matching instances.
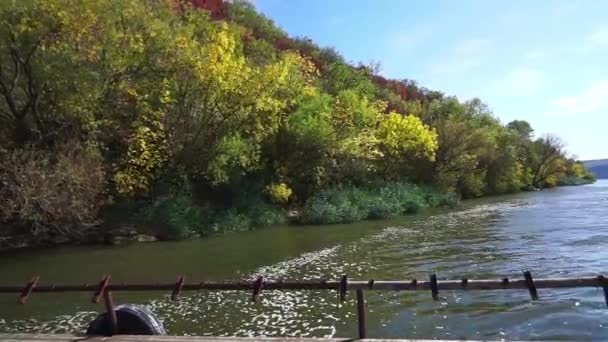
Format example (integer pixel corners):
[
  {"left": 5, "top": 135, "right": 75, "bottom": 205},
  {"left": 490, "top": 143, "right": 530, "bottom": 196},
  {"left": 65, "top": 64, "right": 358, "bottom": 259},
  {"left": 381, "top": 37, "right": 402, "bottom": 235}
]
[{"left": 1, "top": 181, "right": 607, "bottom": 340}]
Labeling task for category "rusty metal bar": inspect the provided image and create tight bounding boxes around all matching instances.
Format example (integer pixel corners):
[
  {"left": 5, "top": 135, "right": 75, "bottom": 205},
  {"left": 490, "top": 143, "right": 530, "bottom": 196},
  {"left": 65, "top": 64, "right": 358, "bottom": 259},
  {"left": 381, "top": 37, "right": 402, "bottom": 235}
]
[
  {"left": 523, "top": 271, "right": 539, "bottom": 300},
  {"left": 356, "top": 289, "right": 367, "bottom": 339},
  {"left": 339, "top": 275, "right": 348, "bottom": 302},
  {"left": 598, "top": 275, "right": 608, "bottom": 306},
  {"left": 18, "top": 276, "right": 39, "bottom": 304},
  {"left": 102, "top": 289, "right": 118, "bottom": 336},
  {"left": 92, "top": 275, "right": 110, "bottom": 304},
  {"left": 251, "top": 276, "right": 264, "bottom": 302},
  {"left": 171, "top": 276, "right": 185, "bottom": 301},
  {"left": 1, "top": 276, "right": 607, "bottom": 293},
  {"left": 429, "top": 274, "right": 438, "bottom": 300}
]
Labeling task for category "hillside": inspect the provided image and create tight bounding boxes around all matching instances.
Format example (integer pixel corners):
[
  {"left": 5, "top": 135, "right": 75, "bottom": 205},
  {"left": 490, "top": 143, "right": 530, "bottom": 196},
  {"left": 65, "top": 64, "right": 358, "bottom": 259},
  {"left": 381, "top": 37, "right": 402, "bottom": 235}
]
[
  {"left": 584, "top": 159, "right": 608, "bottom": 179},
  {"left": 0, "top": 0, "right": 598, "bottom": 247}
]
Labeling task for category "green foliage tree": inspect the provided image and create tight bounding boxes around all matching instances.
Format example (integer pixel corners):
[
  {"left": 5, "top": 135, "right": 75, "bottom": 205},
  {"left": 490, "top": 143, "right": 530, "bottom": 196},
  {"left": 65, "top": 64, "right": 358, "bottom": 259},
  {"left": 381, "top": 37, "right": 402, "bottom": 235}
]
[
  {"left": 530, "top": 135, "right": 567, "bottom": 187},
  {"left": 0, "top": 0, "right": 596, "bottom": 245}
]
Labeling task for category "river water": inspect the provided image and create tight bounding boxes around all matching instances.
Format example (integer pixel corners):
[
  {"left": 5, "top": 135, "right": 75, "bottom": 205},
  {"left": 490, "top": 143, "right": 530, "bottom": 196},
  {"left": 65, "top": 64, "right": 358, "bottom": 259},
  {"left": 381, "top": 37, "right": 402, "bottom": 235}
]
[{"left": 1, "top": 180, "right": 607, "bottom": 340}]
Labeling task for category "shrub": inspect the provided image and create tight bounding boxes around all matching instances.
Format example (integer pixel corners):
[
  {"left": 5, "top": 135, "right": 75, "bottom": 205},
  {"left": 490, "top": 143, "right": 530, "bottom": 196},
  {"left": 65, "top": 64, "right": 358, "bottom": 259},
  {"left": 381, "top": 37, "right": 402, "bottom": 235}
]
[
  {"left": 557, "top": 176, "right": 595, "bottom": 186},
  {"left": 212, "top": 209, "right": 252, "bottom": 233},
  {"left": 243, "top": 202, "right": 288, "bottom": 227},
  {"left": 136, "top": 191, "right": 287, "bottom": 238},
  {"left": 300, "top": 191, "right": 342, "bottom": 224},
  {"left": 0, "top": 143, "right": 106, "bottom": 241},
  {"left": 301, "top": 182, "right": 457, "bottom": 225},
  {"left": 438, "top": 192, "right": 460, "bottom": 208},
  {"left": 139, "top": 193, "right": 212, "bottom": 240},
  {"left": 226, "top": 181, "right": 289, "bottom": 228},
  {"left": 335, "top": 197, "right": 366, "bottom": 223},
  {"left": 264, "top": 182, "right": 293, "bottom": 204},
  {"left": 379, "top": 183, "right": 425, "bottom": 214}
]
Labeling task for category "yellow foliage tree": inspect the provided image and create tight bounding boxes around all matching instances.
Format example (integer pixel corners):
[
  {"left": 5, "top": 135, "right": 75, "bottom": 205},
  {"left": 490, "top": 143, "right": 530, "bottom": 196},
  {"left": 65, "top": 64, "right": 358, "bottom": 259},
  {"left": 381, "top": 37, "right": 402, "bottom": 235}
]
[
  {"left": 167, "top": 18, "right": 319, "bottom": 184},
  {"left": 375, "top": 113, "right": 438, "bottom": 179},
  {"left": 377, "top": 113, "right": 438, "bottom": 160}
]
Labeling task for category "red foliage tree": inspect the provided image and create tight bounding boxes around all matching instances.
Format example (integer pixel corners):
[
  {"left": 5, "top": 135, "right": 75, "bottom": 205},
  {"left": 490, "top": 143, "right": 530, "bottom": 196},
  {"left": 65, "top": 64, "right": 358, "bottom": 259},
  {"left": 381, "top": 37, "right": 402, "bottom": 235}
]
[{"left": 191, "top": 0, "right": 225, "bottom": 19}]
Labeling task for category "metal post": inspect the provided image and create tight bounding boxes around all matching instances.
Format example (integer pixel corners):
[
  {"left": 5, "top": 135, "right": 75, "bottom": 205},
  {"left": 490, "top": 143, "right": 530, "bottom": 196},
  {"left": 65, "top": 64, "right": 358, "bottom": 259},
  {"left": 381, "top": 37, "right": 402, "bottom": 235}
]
[
  {"left": 430, "top": 274, "right": 439, "bottom": 300},
  {"left": 103, "top": 289, "right": 118, "bottom": 336},
  {"left": 523, "top": 270, "right": 539, "bottom": 300},
  {"left": 598, "top": 275, "right": 608, "bottom": 307},
  {"left": 356, "top": 289, "right": 367, "bottom": 339}
]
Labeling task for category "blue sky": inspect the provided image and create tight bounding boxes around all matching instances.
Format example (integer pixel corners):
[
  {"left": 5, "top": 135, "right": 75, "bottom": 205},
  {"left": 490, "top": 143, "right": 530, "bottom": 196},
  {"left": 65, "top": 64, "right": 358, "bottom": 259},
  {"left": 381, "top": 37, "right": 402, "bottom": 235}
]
[{"left": 253, "top": 0, "right": 608, "bottom": 160}]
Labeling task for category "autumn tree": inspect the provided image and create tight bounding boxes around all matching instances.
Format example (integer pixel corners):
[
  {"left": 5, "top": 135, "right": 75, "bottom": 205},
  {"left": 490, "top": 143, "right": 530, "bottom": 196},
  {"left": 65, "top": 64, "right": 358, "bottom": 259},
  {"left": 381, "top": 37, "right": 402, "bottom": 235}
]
[{"left": 530, "top": 135, "right": 567, "bottom": 187}]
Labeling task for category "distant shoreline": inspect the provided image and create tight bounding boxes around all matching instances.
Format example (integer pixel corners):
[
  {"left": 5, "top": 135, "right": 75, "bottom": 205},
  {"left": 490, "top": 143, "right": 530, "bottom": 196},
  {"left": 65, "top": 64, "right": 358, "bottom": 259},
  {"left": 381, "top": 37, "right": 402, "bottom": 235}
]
[{"left": 583, "top": 159, "right": 608, "bottom": 179}]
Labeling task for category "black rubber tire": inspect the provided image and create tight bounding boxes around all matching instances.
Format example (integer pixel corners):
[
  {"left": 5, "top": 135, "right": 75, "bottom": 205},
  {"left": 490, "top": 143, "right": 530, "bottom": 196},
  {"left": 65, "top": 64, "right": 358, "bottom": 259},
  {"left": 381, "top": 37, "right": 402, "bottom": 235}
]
[{"left": 86, "top": 304, "right": 166, "bottom": 336}]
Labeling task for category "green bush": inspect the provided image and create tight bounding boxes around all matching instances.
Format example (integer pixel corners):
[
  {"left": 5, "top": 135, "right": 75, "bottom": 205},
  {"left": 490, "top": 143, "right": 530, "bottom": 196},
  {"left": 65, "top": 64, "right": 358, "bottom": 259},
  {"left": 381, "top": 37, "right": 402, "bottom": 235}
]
[
  {"left": 557, "top": 176, "right": 595, "bottom": 186},
  {"left": 137, "top": 192, "right": 288, "bottom": 238},
  {"left": 336, "top": 199, "right": 366, "bottom": 223},
  {"left": 301, "top": 182, "right": 457, "bottom": 225},
  {"left": 264, "top": 182, "right": 293, "bottom": 204},
  {"left": 438, "top": 192, "right": 461, "bottom": 208},
  {"left": 366, "top": 198, "right": 400, "bottom": 219},
  {"left": 212, "top": 209, "right": 252, "bottom": 233},
  {"left": 225, "top": 182, "right": 289, "bottom": 228},
  {"left": 243, "top": 202, "right": 288, "bottom": 227},
  {"left": 300, "top": 192, "right": 343, "bottom": 224},
  {"left": 380, "top": 183, "right": 425, "bottom": 214},
  {"left": 139, "top": 193, "right": 211, "bottom": 240}
]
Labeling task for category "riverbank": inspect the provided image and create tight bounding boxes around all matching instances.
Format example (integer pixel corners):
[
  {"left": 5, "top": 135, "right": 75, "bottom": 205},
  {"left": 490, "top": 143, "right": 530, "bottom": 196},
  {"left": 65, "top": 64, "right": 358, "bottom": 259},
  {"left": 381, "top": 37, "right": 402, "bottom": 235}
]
[
  {"left": 0, "top": 182, "right": 457, "bottom": 251},
  {"left": 1, "top": 178, "right": 597, "bottom": 252},
  {"left": 557, "top": 176, "right": 596, "bottom": 186}
]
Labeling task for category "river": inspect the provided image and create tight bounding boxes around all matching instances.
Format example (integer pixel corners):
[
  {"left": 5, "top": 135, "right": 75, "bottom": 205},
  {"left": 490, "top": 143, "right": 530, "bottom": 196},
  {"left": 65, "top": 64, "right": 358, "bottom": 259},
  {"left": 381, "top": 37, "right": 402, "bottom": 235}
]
[{"left": 1, "top": 180, "right": 607, "bottom": 340}]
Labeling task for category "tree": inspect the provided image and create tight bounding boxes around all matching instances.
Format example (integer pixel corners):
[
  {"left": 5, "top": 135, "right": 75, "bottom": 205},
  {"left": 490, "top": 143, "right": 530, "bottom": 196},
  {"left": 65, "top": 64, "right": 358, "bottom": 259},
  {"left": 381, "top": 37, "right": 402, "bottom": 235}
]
[
  {"left": 0, "top": 0, "right": 63, "bottom": 146},
  {"left": 375, "top": 113, "right": 438, "bottom": 180},
  {"left": 432, "top": 119, "right": 488, "bottom": 196},
  {"left": 507, "top": 120, "right": 534, "bottom": 140},
  {"left": 0, "top": 0, "right": 597, "bottom": 245},
  {"left": 484, "top": 130, "right": 528, "bottom": 194},
  {"left": 267, "top": 92, "right": 336, "bottom": 198},
  {"left": 530, "top": 135, "right": 566, "bottom": 187}
]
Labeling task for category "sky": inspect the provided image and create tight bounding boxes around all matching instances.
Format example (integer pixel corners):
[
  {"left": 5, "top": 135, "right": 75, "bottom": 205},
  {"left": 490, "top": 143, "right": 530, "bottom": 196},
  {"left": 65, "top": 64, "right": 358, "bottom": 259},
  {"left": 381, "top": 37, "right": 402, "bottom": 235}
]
[{"left": 253, "top": 0, "right": 608, "bottom": 160}]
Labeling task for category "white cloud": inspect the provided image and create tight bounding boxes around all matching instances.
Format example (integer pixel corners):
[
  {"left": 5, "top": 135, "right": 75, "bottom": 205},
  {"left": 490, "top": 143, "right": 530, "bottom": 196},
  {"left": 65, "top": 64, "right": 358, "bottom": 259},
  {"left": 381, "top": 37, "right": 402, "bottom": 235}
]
[
  {"left": 589, "top": 28, "right": 608, "bottom": 47},
  {"left": 430, "top": 59, "right": 479, "bottom": 75},
  {"left": 552, "top": 80, "right": 608, "bottom": 114},
  {"left": 453, "top": 38, "right": 491, "bottom": 56},
  {"left": 388, "top": 27, "right": 432, "bottom": 54},
  {"left": 498, "top": 11, "right": 523, "bottom": 27},
  {"left": 523, "top": 50, "right": 545, "bottom": 60},
  {"left": 429, "top": 38, "right": 491, "bottom": 75},
  {"left": 327, "top": 15, "right": 345, "bottom": 26},
  {"left": 551, "top": 2, "right": 579, "bottom": 18},
  {"left": 491, "top": 68, "right": 546, "bottom": 96}
]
